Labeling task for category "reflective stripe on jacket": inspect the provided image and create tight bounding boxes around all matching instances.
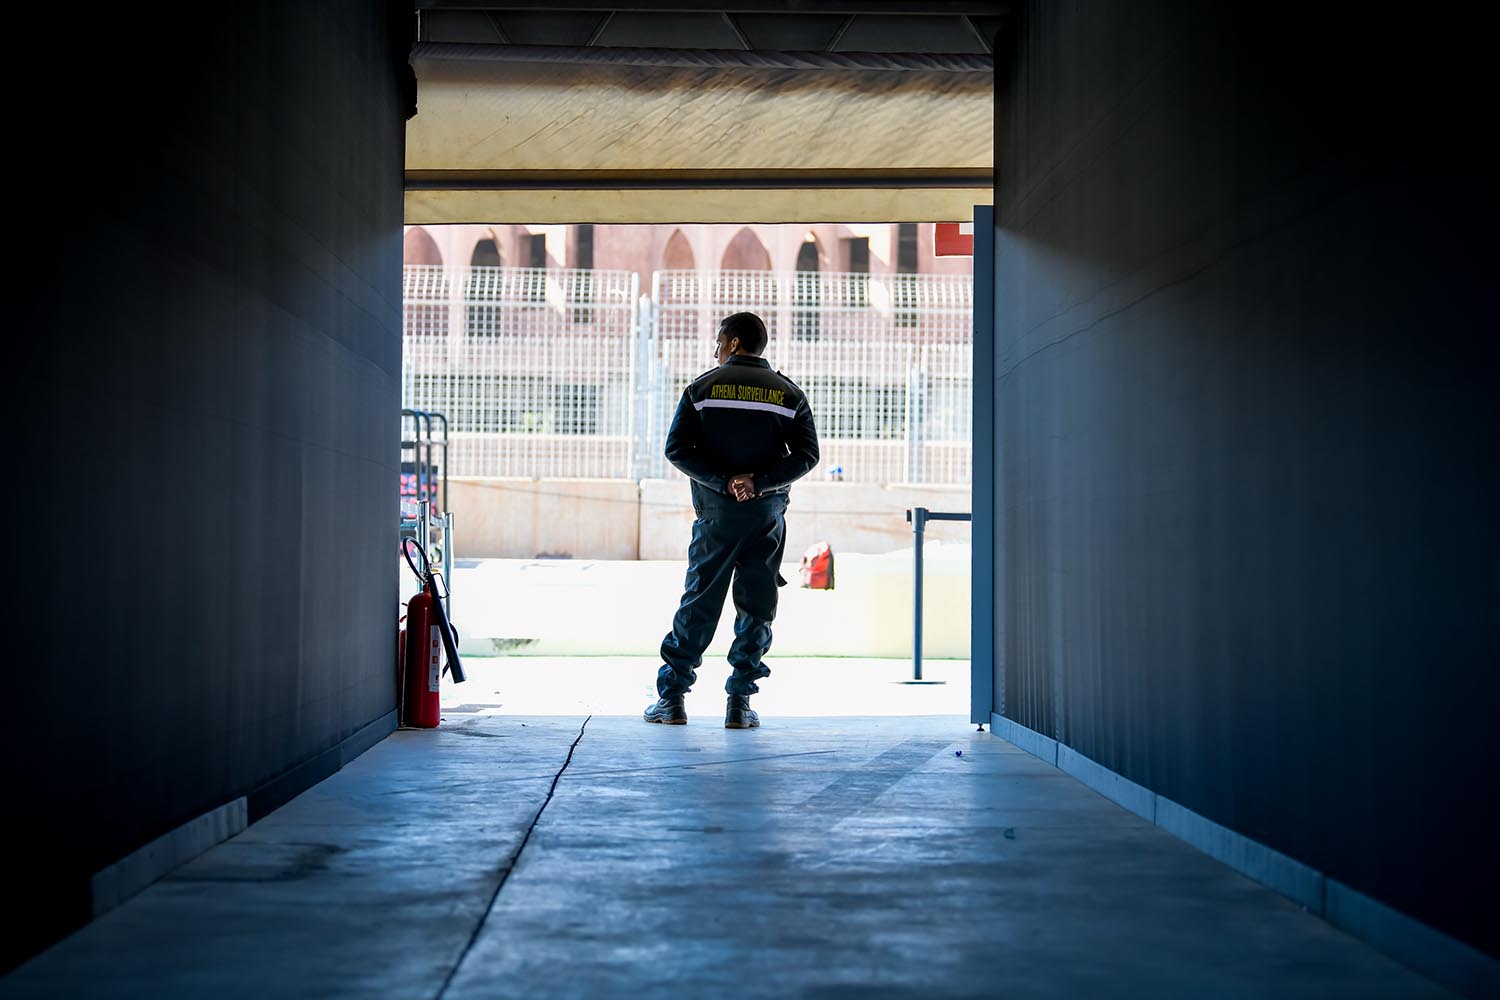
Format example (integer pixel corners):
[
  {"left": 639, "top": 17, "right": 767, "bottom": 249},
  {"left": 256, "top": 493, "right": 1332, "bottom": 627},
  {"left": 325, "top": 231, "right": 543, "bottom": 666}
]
[{"left": 664, "top": 355, "right": 820, "bottom": 503}]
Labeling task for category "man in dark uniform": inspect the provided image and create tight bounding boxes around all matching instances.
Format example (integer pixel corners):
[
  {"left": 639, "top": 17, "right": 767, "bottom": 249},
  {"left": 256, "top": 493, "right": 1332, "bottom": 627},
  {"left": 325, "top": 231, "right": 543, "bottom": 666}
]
[{"left": 644, "top": 311, "right": 820, "bottom": 729}]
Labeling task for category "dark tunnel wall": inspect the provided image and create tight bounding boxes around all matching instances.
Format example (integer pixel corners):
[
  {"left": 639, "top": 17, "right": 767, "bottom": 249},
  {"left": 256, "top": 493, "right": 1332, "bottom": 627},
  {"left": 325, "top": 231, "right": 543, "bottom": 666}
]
[
  {"left": 8, "top": 1, "right": 410, "bottom": 970},
  {"left": 993, "top": 1, "right": 1496, "bottom": 960}
]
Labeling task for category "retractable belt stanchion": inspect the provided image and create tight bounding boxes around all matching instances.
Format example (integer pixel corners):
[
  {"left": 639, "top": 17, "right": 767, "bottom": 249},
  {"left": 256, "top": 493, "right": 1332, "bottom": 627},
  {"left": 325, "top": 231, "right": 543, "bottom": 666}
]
[{"left": 900, "top": 507, "right": 972, "bottom": 685}]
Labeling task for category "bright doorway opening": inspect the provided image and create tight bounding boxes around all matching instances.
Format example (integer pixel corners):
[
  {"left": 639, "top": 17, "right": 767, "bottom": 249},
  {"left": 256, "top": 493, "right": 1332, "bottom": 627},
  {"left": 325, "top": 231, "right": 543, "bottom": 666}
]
[{"left": 400, "top": 222, "right": 974, "bottom": 718}]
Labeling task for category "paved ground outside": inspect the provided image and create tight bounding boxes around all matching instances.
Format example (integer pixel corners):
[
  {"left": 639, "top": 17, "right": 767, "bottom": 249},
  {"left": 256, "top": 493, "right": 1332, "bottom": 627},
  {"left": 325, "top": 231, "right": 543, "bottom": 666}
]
[{"left": 443, "top": 550, "right": 973, "bottom": 659}]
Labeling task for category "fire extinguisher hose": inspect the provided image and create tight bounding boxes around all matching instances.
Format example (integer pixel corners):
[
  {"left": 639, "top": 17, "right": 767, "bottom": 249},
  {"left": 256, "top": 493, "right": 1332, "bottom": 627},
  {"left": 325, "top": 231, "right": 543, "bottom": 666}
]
[{"left": 402, "top": 538, "right": 466, "bottom": 684}]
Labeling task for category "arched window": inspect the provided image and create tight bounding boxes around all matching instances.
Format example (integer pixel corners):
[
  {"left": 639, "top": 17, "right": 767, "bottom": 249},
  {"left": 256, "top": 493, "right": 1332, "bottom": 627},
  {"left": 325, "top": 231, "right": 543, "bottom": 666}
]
[
  {"left": 403, "top": 228, "right": 447, "bottom": 341},
  {"left": 714, "top": 226, "right": 774, "bottom": 328},
  {"left": 896, "top": 223, "right": 919, "bottom": 327},
  {"left": 662, "top": 229, "right": 696, "bottom": 271},
  {"left": 570, "top": 225, "right": 595, "bottom": 324},
  {"left": 716, "top": 229, "right": 774, "bottom": 328},
  {"left": 520, "top": 232, "right": 547, "bottom": 302},
  {"left": 403, "top": 227, "right": 442, "bottom": 266},
  {"left": 843, "top": 236, "right": 870, "bottom": 308},
  {"left": 470, "top": 238, "right": 500, "bottom": 267},
  {"left": 793, "top": 238, "right": 822, "bottom": 341},
  {"left": 466, "top": 237, "right": 504, "bottom": 336}
]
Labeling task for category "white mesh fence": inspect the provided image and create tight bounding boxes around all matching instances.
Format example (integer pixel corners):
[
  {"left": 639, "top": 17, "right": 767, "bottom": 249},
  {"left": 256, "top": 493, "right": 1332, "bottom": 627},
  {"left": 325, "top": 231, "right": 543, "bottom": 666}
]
[
  {"left": 402, "top": 265, "right": 640, "bottom": 479},
  {"left": 403, "top": 265, "right": 972, "bottom": 485},
  {"left": 647, "top": 269, "right": 973, "bottom": 484}
]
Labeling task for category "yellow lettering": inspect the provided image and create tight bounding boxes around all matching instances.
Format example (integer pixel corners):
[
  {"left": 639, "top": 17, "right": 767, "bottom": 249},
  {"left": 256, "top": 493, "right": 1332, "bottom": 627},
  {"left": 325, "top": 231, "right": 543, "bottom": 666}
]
[{"left": 709, "top": 384, "right": 787, "bottom": 407}]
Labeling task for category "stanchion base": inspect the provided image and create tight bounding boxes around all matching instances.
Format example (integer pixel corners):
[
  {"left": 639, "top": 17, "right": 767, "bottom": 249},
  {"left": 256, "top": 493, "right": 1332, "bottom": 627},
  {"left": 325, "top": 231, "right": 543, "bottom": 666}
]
[{"left": 894, "top": 680, "right": 948, "bottom": 685}]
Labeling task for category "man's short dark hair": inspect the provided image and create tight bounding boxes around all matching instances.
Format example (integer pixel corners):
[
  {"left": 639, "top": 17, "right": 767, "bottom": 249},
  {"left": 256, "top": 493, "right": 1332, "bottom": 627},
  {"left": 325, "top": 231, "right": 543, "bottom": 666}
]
[{"left": 720, "top": 312, "right": 768, "bottom": 356}]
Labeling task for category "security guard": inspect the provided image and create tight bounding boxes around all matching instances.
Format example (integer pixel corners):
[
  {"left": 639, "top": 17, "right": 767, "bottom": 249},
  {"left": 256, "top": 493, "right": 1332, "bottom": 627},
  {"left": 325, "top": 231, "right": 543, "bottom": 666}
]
[{"left": 645, "top": 311, "right": 820, "bottom": 728}]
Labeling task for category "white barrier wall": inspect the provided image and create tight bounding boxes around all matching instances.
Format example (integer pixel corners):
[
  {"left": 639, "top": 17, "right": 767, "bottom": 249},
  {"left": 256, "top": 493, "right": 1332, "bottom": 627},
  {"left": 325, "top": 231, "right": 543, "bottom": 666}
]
[
  {"left": 448, "top": 478, "right": 973, "bottom": 561},
  {"left": 448, "top": 478, "right": 641, "bottom": 560},
  {"left": 637, "top": 479, "right": 971, "bottom": 560}
]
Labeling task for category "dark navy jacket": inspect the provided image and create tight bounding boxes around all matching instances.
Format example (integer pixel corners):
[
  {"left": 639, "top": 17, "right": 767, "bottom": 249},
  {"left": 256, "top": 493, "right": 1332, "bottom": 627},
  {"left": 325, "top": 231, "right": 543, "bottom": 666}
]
[{"left": 664, "top": 355, "right": 820, "bottom": 505}]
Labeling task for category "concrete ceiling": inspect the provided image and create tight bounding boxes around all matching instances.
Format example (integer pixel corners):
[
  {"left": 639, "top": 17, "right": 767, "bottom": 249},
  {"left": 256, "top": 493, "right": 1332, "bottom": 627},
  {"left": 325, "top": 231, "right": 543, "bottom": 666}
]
[
  {"left": 406, "top": 2, "right": 1003, "bottom": 223},
  {"left": 415, "top": 1, "right": 1007, "bottom": 55}
]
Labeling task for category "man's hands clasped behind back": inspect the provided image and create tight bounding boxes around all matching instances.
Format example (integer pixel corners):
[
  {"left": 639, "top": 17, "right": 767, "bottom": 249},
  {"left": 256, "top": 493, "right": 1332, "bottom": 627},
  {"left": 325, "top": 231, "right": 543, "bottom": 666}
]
[{"left": 728, "top": 474, "right": 756, "bottom": 502}]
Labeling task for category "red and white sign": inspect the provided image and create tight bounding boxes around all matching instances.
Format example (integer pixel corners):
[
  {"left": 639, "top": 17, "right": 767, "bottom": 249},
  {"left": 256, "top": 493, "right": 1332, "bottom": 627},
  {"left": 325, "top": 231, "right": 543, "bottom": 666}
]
[{"left": 934, "top": 222, "right": 974, "bottom": 257}]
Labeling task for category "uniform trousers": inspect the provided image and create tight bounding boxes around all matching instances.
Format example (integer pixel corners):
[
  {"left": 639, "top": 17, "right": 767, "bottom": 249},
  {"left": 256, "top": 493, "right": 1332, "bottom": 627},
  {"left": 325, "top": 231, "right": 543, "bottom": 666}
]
[{"left": 657, "top": 491, "right": 789, "bottom": 699}]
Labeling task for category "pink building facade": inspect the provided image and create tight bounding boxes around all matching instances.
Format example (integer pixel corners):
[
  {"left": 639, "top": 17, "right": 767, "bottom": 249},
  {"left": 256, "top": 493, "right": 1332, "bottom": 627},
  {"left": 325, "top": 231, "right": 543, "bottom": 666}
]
[{"left": 403, "top": 223, "right": 974, "bottom": 290}]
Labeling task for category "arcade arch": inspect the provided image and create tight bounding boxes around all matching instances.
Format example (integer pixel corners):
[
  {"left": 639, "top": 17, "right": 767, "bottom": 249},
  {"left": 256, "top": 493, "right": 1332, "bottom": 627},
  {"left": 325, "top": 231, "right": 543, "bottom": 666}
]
[
  {"left": 662, "top": 229, "right": 696, "bottom": 270},
  {"left": 719, "top": 228, "right": 771, "bottom": 271},
  {"left": 403, "top": 226, "right": 442, "bottom": 265}
]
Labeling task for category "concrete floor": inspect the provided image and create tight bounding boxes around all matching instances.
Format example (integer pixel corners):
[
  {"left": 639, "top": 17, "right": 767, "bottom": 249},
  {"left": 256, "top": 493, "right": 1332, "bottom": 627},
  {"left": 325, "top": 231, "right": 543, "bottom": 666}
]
[{"left": 2, "top": 715, "right": 1451, "bottom": 999}]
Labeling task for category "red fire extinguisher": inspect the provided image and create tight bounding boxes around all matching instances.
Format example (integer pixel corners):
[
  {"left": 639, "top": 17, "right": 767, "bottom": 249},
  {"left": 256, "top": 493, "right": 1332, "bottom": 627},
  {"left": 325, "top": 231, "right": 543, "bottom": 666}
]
[
  {"left": 399, "top": 538, "right": 464, "bottom": 728},
  {"left": 401, "top": 587, "right": 443, "bottom": 728}
]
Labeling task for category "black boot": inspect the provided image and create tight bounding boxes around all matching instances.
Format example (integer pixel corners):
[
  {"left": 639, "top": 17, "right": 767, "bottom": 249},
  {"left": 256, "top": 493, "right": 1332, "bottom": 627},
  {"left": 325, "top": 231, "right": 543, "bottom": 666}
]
[
  {"left": 644, "top": 696, "right": 687, "bottom": 725},
  {"left": 724, "top": 694, "right": 759, "bottom": 729}
]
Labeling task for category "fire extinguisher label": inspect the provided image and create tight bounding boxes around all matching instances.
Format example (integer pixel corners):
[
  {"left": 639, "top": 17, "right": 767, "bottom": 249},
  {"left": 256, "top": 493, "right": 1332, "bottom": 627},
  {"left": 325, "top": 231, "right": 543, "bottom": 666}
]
[{"left": 428, "top": 625, "right": 442, "bottom": 693}]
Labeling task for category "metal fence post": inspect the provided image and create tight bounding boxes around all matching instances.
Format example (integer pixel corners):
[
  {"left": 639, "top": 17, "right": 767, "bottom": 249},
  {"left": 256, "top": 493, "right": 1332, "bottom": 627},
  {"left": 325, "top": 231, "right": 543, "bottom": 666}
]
[
  {"left": 632, "top": 290, "right": 653, "bottom": 480},
  {"left": 906, "top": 359, "right": 927, "bottom": 483},
  {"left": 647, "top": 271, "right": 665, "bottom": 479}
]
